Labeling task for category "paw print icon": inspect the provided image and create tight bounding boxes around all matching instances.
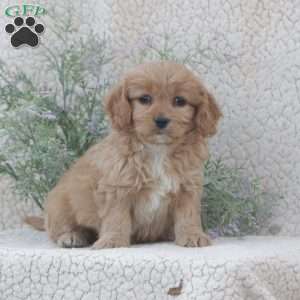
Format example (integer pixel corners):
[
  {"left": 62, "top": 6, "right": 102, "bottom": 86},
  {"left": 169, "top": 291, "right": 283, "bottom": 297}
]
[{"left": 5, "top": 16, "right": 44, "bottom": 48}]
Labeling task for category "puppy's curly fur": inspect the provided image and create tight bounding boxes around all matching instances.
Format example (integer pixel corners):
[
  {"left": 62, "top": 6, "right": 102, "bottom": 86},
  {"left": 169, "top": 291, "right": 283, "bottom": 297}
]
[{"left": 26, "top": 61, "right": 222, "bottom": 249}]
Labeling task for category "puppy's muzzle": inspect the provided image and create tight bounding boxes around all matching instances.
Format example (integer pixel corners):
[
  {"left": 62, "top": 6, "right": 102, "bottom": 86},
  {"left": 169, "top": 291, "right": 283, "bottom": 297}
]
[{"left": 154, "top": 117, "right": 170, "bottom": 129}]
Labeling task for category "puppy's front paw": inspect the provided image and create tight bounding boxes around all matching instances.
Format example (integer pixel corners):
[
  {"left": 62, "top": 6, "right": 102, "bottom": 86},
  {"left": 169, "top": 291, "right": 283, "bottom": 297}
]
[
  {"left": 91, "top": 235, "right": 130, "bottom": 249},
  {"left": 176, "top": 231, "right": 211, "bottom": 247}
]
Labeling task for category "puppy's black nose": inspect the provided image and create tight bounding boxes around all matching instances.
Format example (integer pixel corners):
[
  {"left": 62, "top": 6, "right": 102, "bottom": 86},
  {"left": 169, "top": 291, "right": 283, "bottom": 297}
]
[{"left": 154, "top": 117, "right": 170, "bottom": 129}]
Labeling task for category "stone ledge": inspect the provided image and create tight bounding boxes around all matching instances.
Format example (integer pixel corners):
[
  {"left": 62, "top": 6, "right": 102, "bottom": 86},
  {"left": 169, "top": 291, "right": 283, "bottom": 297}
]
[{"left": 1, "top": 229, "right": 300, "bottom": 299}]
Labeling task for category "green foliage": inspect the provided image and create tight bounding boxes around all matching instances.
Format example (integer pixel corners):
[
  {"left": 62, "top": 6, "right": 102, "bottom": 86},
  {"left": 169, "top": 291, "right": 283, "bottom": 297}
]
[
  {"left": 202, "top": 159, "right": 270, "bottom": 236},
  {"left": 0, "top": 19, "right": 110, "bottom": 209},
  {"left": 0, "top": 16, "right": 270, "bottom": 236}
]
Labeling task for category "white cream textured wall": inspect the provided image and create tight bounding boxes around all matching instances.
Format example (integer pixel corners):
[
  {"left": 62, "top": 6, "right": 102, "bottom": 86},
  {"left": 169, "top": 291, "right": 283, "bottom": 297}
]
[{"left": 0, "top": 0, "right": 300, "bottom": 235}]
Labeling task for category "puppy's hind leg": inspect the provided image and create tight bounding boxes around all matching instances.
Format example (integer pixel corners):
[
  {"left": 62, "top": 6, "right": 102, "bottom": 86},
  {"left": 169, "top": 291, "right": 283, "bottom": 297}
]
[
  {"left": 46, "top": 193, "right": 97, "bottom": 248},
  {"left": 56, "top": 226, "right": 98, "bottom": 248}
]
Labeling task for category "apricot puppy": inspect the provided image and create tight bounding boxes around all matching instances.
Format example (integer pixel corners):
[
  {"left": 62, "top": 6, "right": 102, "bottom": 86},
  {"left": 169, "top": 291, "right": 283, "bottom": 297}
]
[{"left": 26, "top": 61, "right": 222, "bottom": 249}]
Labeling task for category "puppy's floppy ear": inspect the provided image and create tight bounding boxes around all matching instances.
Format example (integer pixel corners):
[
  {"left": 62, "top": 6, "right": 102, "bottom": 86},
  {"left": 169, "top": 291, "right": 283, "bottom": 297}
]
[
  {"left": 104, "top": 81, "right": 131, "bottom": 131},
  {"left": 196, "top": 90, "right": 222, "bottom": 137}
]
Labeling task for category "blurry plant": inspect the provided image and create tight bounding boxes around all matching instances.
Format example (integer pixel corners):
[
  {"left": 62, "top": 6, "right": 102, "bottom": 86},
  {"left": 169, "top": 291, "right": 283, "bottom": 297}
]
[
  {"left": 0, "top": 16, "right": 111, "bottom": 209},
  {"left": 202, "top": 159, "right": 271, "bottom": 237},
  {"left": 0, "top": 14, "right": 271, "bottom": 235}
]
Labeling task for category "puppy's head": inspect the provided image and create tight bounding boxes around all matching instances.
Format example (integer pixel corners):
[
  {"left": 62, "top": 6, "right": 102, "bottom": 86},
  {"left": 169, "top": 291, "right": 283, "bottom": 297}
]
[{"left": 105, "top": 61, "right": 222, "bottom": 144}]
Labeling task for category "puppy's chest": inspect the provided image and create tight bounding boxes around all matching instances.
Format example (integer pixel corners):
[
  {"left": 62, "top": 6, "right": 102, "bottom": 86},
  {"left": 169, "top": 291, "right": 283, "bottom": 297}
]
[
  {"left": 135, "top": 145, "right": 179, "bottom": 221},
  {"left": 149, "top": 146, "right": 177, "bottom": 194}
]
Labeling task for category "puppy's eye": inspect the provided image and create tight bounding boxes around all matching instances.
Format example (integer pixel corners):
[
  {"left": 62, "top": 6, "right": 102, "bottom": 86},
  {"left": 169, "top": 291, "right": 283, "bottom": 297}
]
[
  {"left": 138, "top": 95, "right": 152, "bottom": 105},
  {"left": 174, "top": 96, "right": 187, "bottom": 107}
]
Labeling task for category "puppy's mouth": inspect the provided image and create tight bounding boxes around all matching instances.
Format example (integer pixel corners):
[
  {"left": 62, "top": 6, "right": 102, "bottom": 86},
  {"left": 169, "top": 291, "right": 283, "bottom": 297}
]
[
  {"left": 151, "top": 131, "right": 173, "bottom": 144},
  {"left": 133, "top": 121, "right": 176, "bottom": 145},
  {"left": 155, "top": 128, "right": 167, "bottom": 135}
]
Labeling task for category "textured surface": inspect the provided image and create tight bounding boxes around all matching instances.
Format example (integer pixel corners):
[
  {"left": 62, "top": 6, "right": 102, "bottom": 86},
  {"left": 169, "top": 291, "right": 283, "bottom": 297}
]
[
  {"left": 1, "top": 228, "right": 300, "bottom": 299},
  {"left": 0, "top": 0, "right": 300, "bottom": 234}
]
